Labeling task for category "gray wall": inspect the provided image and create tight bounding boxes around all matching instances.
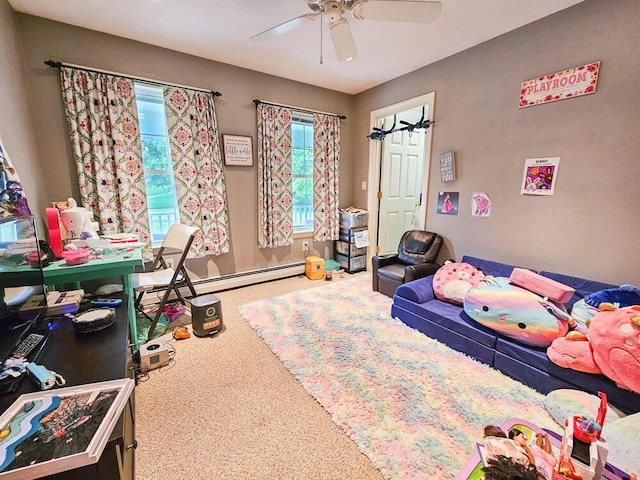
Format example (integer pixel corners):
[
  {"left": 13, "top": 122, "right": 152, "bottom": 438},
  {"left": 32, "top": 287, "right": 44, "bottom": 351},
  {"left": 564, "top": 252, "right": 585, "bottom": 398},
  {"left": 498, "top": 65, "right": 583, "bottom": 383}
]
[
  {"left": 10, "top": 9, "right": 355, "bottom": 279},
  {"left": 3, "top": 0, "right": 639, "bottom": 286},
  {"left": 353, "top": 0, "right": 640, "bottom": 286},
  {"left": 0, "top": 0, "right": 47, "bottom": 224}
]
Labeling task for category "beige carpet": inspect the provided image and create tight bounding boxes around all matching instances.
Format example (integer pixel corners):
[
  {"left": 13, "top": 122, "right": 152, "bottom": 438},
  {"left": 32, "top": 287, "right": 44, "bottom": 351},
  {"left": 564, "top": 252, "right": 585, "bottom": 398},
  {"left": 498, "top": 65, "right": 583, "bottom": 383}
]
[{"left": 135, "top": 271, "right": 384, "bottom": 480}]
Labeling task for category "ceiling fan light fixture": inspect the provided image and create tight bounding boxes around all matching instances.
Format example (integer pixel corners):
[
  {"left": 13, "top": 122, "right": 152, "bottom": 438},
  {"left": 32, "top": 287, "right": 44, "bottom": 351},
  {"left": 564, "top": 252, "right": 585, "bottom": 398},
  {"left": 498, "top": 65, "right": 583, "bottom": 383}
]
[{"left": 329, "top": 17, "right": 357, "bottom": 62}]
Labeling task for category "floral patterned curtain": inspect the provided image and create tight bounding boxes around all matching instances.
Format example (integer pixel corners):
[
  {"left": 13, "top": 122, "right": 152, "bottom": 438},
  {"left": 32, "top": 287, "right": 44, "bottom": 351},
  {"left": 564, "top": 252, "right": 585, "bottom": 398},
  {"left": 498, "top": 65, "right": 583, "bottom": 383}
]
[
  {"left": 313, "top": 113, "right": 340, "bottom": 241},
  {"left": 163, "top": 87, "right": 230, "bottom": 257},
  {"left": 256, "top": 104, "right": 293, "bottom": 248},
  {"left": 60, "top": 67, "right": 152, "bottom": 260}
]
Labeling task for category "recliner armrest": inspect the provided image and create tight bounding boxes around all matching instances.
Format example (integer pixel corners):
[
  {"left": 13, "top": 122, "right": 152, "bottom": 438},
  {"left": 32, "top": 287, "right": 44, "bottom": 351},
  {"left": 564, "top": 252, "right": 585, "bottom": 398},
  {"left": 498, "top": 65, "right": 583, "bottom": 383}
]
[
  {"left": 372, "top": 254, "right": 401, "bottom": 292},
  {"left": 404, "top": 262, "right": 441, "bottom": 283},
  {"left": 372, "top": 254, "right": 400, "bottom": 269}
]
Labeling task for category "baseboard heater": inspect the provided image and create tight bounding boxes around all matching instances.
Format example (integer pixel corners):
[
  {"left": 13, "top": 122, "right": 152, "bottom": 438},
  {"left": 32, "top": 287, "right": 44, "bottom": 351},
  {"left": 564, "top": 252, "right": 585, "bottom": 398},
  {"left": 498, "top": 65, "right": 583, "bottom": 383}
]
[
  {"left": 192, "top": 261, "right": 306, "bottom": 295},
  {"left": 140, "top": 262, "right": 306, "bottom": 306}
]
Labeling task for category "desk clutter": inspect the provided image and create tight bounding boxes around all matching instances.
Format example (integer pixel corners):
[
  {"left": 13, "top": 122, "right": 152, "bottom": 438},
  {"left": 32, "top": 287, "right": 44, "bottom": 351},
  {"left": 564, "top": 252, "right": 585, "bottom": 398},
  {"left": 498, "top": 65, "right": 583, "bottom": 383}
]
[{"left": 18, "top": 289, "right": 84, "bottom": 319}]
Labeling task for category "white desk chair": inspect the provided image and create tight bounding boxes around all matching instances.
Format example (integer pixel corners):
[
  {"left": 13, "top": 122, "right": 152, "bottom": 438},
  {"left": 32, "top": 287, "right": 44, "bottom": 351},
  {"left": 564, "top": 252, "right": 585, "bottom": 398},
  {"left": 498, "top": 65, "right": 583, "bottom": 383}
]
[{"left": 131, "top": 223, "right": 199, "bottom": 341}]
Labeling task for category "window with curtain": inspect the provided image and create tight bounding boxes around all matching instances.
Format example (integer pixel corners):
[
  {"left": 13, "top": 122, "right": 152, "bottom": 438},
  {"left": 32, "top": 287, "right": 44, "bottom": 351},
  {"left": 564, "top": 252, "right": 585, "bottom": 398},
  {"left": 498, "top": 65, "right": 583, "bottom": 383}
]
[
  {"left": 59, "top": 66, "right": 230, "bottom": 259},
  {"left": 257, "top": 103, "right": 340, "bottom": 248},
  {"left": 135, "top": 83, "right": 180, "bottom": 243},
  {"left": 292, "top": 114, "right": 314, "bottom": 233}
]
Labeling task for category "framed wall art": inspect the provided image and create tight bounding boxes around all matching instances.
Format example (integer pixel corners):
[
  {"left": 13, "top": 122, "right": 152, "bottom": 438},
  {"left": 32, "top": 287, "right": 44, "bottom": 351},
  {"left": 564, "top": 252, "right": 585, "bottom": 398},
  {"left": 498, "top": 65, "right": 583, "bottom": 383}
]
[
  {"left": 521, "top": 157, "right": 560, "bottom": 196},
  {"left": 222, "top": 134, "right": 253, "bottom": 166}
]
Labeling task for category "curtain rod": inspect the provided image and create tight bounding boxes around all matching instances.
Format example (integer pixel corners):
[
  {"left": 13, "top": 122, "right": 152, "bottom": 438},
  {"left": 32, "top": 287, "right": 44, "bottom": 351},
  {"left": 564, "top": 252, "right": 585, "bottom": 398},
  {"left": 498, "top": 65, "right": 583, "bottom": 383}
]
[
  {"left": 253, "top": 99, "right": 346, "bottom": 120},
  {"left": 44, "top": 60, "right": 221, "bottom": 97}
]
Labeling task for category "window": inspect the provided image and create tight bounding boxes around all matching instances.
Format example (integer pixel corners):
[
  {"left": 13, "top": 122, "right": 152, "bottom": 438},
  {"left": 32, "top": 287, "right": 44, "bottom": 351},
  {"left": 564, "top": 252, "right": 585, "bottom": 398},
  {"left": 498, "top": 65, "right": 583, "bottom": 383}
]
[
  {"left": 134, "top": 84, "right": 180, "bottom": 243},
  {"left": 291, "top": 114, "right": 314, "bottom": 233}
]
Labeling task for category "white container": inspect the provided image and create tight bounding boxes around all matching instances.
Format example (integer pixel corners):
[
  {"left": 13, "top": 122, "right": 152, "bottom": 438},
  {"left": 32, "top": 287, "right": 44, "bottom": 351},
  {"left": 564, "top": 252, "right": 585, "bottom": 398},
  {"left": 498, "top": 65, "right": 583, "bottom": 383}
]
[{"left": 339, "top": 208, "right": 368, "bottom": 228}]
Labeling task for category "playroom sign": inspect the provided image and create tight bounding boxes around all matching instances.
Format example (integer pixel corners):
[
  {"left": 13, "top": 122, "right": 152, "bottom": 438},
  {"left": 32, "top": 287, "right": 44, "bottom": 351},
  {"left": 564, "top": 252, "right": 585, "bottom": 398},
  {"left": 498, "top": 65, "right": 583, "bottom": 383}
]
[{"left": 519, "top": 61, "right": 600, "bottom": 108}]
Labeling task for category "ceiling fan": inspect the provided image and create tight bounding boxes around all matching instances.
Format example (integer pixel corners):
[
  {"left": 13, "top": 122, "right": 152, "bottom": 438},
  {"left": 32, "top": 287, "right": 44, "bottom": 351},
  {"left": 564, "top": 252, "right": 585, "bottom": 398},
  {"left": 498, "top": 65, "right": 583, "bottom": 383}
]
[{"left": 250, "top": 0, "right": 442, "bottom": 62}]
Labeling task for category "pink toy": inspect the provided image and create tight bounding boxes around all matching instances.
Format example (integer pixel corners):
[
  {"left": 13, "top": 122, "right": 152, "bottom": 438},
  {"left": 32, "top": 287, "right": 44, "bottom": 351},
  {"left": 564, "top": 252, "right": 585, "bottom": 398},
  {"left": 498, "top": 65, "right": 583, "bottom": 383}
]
[
  {"left": 432, "top": 261, "right": 484, "bottom": 305},
  {"left": 509, "top": 268, "right": 575, "bottom": 304},
  {"left": 547, "top": 304, "right": 640, "bottom": 393}
]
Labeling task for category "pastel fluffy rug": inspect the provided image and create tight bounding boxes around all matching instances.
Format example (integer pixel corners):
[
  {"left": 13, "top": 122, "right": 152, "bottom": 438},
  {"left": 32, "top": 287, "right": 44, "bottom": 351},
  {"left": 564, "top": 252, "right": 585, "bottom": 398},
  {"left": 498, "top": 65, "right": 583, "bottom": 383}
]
[{"left": 239, "top": 275, "right": 557, "bottom": 479}]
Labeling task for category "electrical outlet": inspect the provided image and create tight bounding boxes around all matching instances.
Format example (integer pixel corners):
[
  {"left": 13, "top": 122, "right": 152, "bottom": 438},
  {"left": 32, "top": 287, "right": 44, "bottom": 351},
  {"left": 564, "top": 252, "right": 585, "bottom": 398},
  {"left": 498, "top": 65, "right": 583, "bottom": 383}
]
[{"left": 302, "top": 240, "right": 310, "bottom": 252}]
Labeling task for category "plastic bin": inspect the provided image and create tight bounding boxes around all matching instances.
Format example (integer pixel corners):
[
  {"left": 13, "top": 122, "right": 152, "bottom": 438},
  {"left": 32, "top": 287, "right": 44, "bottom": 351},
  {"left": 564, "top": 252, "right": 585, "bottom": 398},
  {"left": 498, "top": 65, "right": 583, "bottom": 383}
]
[{"left": 190, "top": 294, "right": 223, "bottom": 337}]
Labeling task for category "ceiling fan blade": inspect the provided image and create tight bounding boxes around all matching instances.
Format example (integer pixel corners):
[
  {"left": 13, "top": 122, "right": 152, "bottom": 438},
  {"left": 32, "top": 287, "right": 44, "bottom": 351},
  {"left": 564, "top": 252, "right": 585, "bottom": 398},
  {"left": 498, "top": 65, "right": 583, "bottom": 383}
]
[
  {"left": 251, "top": 13, "right": 319, "bottom": 42},
  {"left": 329, "top": 17, "right": 357, "bottom": 62},
  {"left": 352, "top": 0, "right": 442, "bottom": 23}
]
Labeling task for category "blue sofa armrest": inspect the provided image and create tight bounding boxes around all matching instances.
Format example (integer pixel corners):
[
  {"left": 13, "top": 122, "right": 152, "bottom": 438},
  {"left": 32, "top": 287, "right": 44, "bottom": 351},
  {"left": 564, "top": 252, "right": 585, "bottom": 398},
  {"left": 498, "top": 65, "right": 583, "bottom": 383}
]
[{"left": 395, "top": 275, "right": 436, "bottom": 303}]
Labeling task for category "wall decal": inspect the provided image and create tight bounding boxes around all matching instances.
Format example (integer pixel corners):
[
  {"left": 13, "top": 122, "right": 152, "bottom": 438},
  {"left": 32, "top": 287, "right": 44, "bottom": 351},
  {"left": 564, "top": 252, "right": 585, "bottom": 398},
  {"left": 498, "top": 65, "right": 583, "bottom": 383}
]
[{"left": 471, "top": 192, "right": 492, "bottom": 218}]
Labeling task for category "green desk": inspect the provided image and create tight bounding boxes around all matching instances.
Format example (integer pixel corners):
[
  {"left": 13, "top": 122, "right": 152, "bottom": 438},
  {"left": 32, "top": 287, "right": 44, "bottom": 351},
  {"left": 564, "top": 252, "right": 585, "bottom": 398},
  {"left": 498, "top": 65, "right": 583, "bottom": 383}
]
[{"left": 0, "top": 248, "right": 143, "bottom": 350}]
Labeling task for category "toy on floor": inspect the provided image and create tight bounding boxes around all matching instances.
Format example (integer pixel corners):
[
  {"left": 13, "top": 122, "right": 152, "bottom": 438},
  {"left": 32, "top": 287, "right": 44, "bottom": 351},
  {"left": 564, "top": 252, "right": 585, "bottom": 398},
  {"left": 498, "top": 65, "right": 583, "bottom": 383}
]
[
  {"left": 172, "top": 326, "right": 190, "bottom": 340},
  {"left": 556, "top": 392, "right": 609, "bottom": 480},
  {"left": 547, "top": 304, "right": 640, "bottom": 394}
]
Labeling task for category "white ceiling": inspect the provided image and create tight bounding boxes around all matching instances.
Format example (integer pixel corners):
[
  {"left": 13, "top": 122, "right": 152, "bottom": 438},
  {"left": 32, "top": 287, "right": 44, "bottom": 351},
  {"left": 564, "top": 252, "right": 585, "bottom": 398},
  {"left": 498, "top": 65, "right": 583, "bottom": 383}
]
[{"left": 9, "top": 0, "right": 586, "bottom": 95}]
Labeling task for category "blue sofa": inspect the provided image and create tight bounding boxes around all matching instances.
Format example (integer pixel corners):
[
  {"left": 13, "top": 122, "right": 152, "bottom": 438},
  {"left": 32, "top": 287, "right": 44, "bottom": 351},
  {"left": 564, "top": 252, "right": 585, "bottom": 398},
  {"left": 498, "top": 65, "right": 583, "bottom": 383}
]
[{"left": 391, "top": 255, "right": 640, "bottom": 415}]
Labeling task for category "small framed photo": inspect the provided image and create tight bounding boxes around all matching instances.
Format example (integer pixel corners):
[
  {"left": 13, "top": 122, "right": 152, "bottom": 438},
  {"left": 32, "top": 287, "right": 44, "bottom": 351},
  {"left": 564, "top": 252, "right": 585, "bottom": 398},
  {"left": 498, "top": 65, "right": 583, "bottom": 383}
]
[{"left": 222, "top": 135, "right": 253, "bottom": 166}]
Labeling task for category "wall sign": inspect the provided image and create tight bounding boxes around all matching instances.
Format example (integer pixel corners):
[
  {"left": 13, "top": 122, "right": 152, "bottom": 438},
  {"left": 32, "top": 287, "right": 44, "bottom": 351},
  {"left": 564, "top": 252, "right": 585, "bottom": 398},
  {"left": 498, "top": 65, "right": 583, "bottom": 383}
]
[
  {"left": 521, "top": 157, "right": 560, "bottom": 196},
  {"left": 222, "top": 135, "right": 253, "bottom": 166},
  {"left": 519, "top": 62, "right": 600, "bottom": 108},
  {"left": 439, "top": 151, "right": 455, "bottom": 182}
]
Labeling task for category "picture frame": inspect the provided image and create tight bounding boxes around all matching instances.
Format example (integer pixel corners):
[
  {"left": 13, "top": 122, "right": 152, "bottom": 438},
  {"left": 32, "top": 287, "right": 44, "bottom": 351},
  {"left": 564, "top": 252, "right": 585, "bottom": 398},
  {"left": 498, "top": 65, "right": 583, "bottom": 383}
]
[
  {"left": 0, "top": 378, "right": 134, "bottom": 479},
  {"left": 520, "top": 157, "right": 560, "bottom": 196},
  {"left": 222, "top": 134, "right": 253, "bottom": 166}
]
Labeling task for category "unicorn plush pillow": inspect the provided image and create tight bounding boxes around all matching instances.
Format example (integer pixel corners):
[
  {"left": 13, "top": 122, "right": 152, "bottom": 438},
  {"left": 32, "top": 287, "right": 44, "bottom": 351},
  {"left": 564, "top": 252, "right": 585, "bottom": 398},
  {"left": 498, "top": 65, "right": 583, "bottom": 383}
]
[{"left": 463, "top": 277, "right": 572, "bottom": 347}]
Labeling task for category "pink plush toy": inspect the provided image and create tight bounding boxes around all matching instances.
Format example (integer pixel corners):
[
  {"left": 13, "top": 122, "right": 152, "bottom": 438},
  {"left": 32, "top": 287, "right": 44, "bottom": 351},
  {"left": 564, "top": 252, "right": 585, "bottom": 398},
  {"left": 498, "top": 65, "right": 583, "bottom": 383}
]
[
  {"left": 547, "top": 304, "right": 640, "bottom": 394},
  {"left": 432, "top": 261, "right": 484, "bottom": 306}
]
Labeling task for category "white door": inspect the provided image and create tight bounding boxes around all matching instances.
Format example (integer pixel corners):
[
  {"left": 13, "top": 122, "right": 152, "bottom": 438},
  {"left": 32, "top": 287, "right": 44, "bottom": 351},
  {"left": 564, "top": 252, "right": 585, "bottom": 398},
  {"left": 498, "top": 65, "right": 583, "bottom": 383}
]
[
  {"left": 366, "top": 92, "right": 435, "bottom": 264},
  {"left": 378, "top": 113, "right": 425, "bottom": 254}
]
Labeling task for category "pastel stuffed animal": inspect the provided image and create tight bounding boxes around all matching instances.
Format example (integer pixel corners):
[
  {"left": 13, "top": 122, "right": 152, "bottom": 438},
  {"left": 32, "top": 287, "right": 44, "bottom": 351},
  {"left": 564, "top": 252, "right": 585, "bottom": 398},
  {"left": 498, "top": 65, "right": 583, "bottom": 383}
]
[
  {"left": 433, "top": 261, "right": 484, "bottom": 306},
  {"left": 571, "top": 284, "right": 640, "bottom": 330},
  {"left": 547, "top": 304, "right": 640, "bottom": 394},
  {"left": 463, "top": 277, "right": 573, "bottom": 347}
]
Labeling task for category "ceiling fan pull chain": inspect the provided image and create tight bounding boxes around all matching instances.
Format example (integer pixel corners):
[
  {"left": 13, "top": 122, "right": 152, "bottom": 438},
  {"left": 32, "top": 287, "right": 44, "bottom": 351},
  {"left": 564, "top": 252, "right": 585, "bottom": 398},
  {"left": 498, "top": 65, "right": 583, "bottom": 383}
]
[{"left": 320, "top": 11, "right": 324, "bottom": 64}]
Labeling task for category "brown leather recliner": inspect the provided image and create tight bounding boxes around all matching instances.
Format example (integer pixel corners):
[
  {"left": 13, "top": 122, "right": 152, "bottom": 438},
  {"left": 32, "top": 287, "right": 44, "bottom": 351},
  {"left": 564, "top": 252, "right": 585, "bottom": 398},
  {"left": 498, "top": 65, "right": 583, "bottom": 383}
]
[{"left": 372, "top": 230, "right": 443, "bottom": 298}]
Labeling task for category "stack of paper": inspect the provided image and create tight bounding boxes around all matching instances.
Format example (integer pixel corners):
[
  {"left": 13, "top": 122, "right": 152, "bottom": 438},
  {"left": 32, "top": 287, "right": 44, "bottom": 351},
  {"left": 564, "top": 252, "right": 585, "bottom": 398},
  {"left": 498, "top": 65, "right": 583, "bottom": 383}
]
[{"left": 101, "top": 233, "right": 142, "bottom": 248}]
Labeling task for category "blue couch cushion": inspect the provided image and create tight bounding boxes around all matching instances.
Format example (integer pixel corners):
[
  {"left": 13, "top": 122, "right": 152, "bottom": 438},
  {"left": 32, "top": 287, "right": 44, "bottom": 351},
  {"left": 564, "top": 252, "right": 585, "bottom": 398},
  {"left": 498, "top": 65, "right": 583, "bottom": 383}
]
[
  {"left": 392, "top": 294, "right": 498, "bottom": 348},
  {"left": 495, "top": 337, "right": 640, "bottom": 414},
  {"left": 461, "top": 256, "right": 524, "bottom": 278},
  {"left": 539, "top": 271, "right": 616, "bottom": 310},
  {"left": 395, "top": 275, "right": 435, "bottom": 303}
]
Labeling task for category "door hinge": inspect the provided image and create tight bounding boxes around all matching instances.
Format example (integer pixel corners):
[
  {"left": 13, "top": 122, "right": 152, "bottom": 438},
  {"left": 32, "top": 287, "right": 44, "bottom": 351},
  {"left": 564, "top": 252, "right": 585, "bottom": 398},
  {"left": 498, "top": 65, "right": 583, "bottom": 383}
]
[
  {"left": 377, "top": 191, "right": 382, "bottom": 200},
  {"left": 375, "top": 245, "right": 380, "bottom": 254}
]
